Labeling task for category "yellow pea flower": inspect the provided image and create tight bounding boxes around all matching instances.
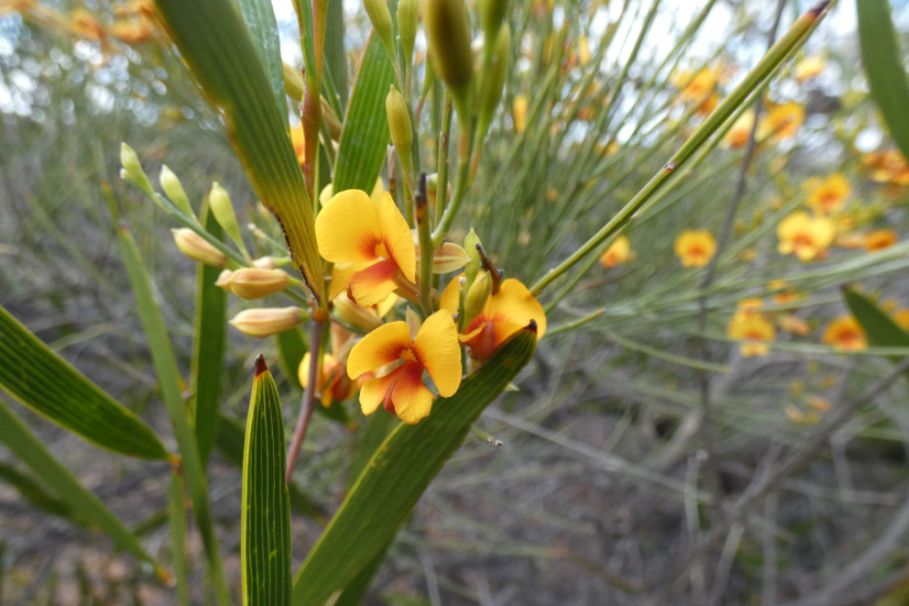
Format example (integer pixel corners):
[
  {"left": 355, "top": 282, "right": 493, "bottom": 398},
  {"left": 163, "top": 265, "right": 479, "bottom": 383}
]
[
  {"left": 298, "top": 352, "right": 356, "bottom": 407},
  {"left": 794, "top": 55, "right": 825, "bottom": 83},
  {"left": 863, "top": 229, "right": 898, "bottom": 251},
  {"left": 727, "top": 312, "right": 775, "bottom": 357},
  {"left": 674, "top": 230, "right": 716, "bottom": 268},
  {"left": 806, "top": 173, "right": 850, "bottom": 215},
  {"left": 822, "top": 315, "right": 866, "bottom": 352},
  {"left": 290, "top": 125, "right": 306, "bottom": 166},
  {"left": 776, "top": 212, "right": 835, "bottom": 262},
  {"left": 316, "top": 189, "right": 416, "bottom": 306},
  {"left": 893, "top": 309, "right": 909, "bottom": 331},
  {"left": 724, "top": 110, "right": 755, "bottom": 149},
  {"left": 440, "top": 277, "right": 547, "bottom": 360},
  {"left": 599, "top": 235, "right": 632, "bottom": 269},
  {"left": 347, "top": 310, "right": 462, "bottom": 424},
  {"left": 759, "top": 101, "right": 804, "bottom": 141}
]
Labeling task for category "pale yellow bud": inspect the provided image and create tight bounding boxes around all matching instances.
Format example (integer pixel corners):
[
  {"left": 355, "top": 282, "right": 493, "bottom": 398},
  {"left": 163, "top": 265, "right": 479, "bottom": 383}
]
[
  {"left": 119, "top": 142, "right": 152, "bottom": 193},
  {"left": 216, "top": 267, "right": 289, "bottom": 299},
  {"left": 463, "top": 270, "right": 492, "bottom": 324},
  {"left": 364, "top": 0, "right": 394, "bottom": 54},
  {"left": 432, "top": 242, "right": 470, "bottom": 273},
  {"left": 424, "top": 0, "right": 474, "bottom": 92},
  {"left": 252, "top": 256, "right": 278, "bottom": 269},
  {"left": 229, "top": 307, "right": 304, "bottom": 337},
  {"left": 464, "top": 228, "right": 482, "bottom": 282},
  {"left": 386, "top": 85, "right": 413, "bottom": 156},
  {"left": 397, "top": 0, "right": 419, "bottom": 66},
  {"left": 171, "top": 228, "right": 227, "bottom": 267},
  {"left": 159, "top": 165, "right": 193, "bottom": 217},
  {"left": 209, "top": 182, "right": 243, "bottom": 249},
  {"left": 512, "top": 95, "right": 528, "bottom": 134},
  {"left": 332, "top": 292, "right": 383, "bottom": 332}
]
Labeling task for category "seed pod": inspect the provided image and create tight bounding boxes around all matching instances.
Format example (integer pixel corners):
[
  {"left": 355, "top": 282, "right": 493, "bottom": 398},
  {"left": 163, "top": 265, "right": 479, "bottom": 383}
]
[
  {"left": 397, "top": 0, "right": 418, "bottom": 67},
  {"left": 364, "top": 0, "right": 394, "bottom": 55},
  {"left": 385, "top": 85, "right": 413, "bottom": 157},
  {"left": 172, "top": 228, "right": 227, "bottom": 267},
  {"left": 463, "top": 270, "right": 492, "bottom": 324},
  {"left": 229, "top": 307, "right": 304, "bottom": 337},
  {"left": 216, "top": 268, "right": 289, "bottom": 299},
  {"left": 159, "top": 165, "right": 194, "bottom": 217},
  {"left": 424, "top": 0, "right": 473, "bottom": 92}
]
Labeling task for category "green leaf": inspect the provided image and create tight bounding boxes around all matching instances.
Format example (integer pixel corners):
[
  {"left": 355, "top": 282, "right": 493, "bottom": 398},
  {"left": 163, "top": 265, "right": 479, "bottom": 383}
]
[
  {"left": 242, "top": 357, "right": 292, "bottom": 606},
  {"left": 332, "top": 34, "right": 395, "bottom": 192},
  {"left": 192, "top": 204, "right": 228, "bottom": 466},
  {"left": 154, "top": 0, "right": 325, "bottom": 301},
  {"left": 843, "top": 286, "right": 909, "bottom": 371},
  {"left": 292, "top": 326, "right": 538, "bottom": 605},
  {"left": 237, "top": 0, "right": 287, "bottom": 121},
  {"left": 116, "top": 224, "right": 230, "bottom": 605},
  {"left": 325, "top": 0, "right": 349, "bottom": 107},
  {"left": 0, "top": 461, "right": 75, "bottom": 523},
  {"left": 168, "top": 473, "right": 190, "bottom": 606},
  {"left": 0, "top": 306, "right": 167, "bottom": 460},
  {"left": 857, "top": 0, "right": 909, "bottom": 161},
  {"left": 217, "top": 412, "right": 328, "bottom": 523},
  {"left": 0, "top": 400, "right": 164, "bottom": 578}
]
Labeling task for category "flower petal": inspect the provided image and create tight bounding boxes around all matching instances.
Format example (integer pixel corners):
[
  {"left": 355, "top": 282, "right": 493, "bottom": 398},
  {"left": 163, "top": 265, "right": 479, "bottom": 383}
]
[
  {"left": 391, "top": 363, "right": 435, "bottom": 424},
  {"left": 329, "top": 264, "right": 356, "bottom": 300},
  {"left": 316, "top": 189, "right": 381, "bottom": 265},
  {"left": 359, "top": 371, "right": 397, "bottom": 416},
  {"left": 414, "top": 310, "right": 462, "bottom": 397},
  {"left": 486, "top": 279, "right": 548, "bottom": 338},
  {"left": 350, "top": 259, "right": 399, "bottom": 307},
  {"left": 347, "top": 321, "right": 411, "bottom": 379},
  {"left": 439, "top": 275, "right": 461, "bottom": 315},
  {"left": 375, "top": 191, "right": 416, "bottom": 282}
]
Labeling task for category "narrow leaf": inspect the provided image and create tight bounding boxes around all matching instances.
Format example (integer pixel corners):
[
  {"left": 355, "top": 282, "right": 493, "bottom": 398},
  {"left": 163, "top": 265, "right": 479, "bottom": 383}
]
[
  {"left": 237, "top": 0, "right": 287, "bottom": 120},
  {"left": 0, "top": 306, "right": 167, "bottom": 460},
  {"left": 332, "top": 34, "right": 395, "bottom": 191},
  {"left": 154, "top": 0, "right": 325, "bottom": 300},
  {"left": 857, "top": 0, "right": 909, "bottom": 161},
  {"left": 0, "top": 401, "right": 164, "bottom": 578},
  {"left": 242, "top": 357, "right": 292, "bottom": 606},
  {"left": 168, "top": 473, "right": 190, "bottom": 606},
  {"left": 0, "top": 461, "right": 75, "bottom": 523},
  {"left": 192, "top": 204, "right": 228, "bottom": 465},
  {"left": 116, "top": 223, "right": 230, "bottom": 605},
  {"left": 292, "top": 326, "right": 538, "bottom": 605}
]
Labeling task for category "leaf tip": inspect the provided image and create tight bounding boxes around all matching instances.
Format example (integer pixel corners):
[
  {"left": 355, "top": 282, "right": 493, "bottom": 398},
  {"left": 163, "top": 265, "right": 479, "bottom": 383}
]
[
  {"left": 525, "top": 319, "right": 538, "bottom": 334},
  {"left": 255, "top": 353, "right": 269, "bottom": 377},
  {"left": 808, "top": 0, "right": 831, "bottom": 18}
]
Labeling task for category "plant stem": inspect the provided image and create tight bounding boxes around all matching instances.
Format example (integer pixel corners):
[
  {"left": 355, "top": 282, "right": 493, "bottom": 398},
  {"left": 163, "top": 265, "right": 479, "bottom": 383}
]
[
  {"left": 416, "top": 175, "right": 434, "bottom": 316},
  {"left": 285, "top": 316, "right": 325, "bottom": 484}
]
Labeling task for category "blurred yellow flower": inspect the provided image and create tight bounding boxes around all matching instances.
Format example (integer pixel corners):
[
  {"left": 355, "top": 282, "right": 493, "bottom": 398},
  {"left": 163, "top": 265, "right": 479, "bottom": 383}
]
[
  {"left": 513, "top": 95, "right": 528, "bottom": 134},
  {"left": 776, "top": 212, "right": 835, "bottom": 262},
  {"left": 347, "top": 310, "right": 462, "bottom": 424},
  {"left": 778, "top": 314, "right": 810, "bottom": 336},
  {"left": 674, "top": 229, "right": 716, "bottom": 268},
  {"left": 299, "top": 352, "right": 356, "bottom": 407},
  {"left": 69, "top": 8, "right": 104, "bottom": 41},
  {"left": 862, "top": 150, "right": 909, "bottom": 186},
  {"left": 894, "top": 309, "right": 909, "bottom": 331},
  {"left": 794, "top": 55, "right": 825, "bottom": 83},
  {"left": 724, "top": 110, "right": 755, "bottom": 149},
  {"left": 673, "top": 66, "right": 722, "bottom": 104},
  {"left": 822, "top": 315, "right": 866, "bottom": 351},
  {"left": 759, "top": 101, "right": 804, "bottom": 141},
  {"left": 578, "top": 35, "right": 590, "bottom": 66},
  {"left": 806, "top": 173, "right": 850, "bottom": 215},
  {"left": 290, "top": 125, "right": 306, "bottom": 166},
  {"left": 863, "top": 228, "right": 898, "bottom": 251},
  {"left": 599, "top": 235, "right": 632, "bottom": 269},
  {"left": 727, "top": 311, "right": 775, "bottom": 357},
  {"left": 768, "top": 279, "right": 803, "bottom": 306}
]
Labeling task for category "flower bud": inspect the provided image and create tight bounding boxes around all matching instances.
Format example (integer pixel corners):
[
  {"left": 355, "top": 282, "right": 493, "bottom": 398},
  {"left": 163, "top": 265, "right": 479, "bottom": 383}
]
[
  {"left": 432, "top": 242, "right": 470, "bottom": 273},
  {"left": 463, "top": 270, "right": 492, "bottom": 324},
  {"left": 171, "top": 228, "right": 227, "bottom": 267},
  {"left": 119, "top": 142, "right": 152, "bottom": 193},
  {"left": 386, "top": 85, "right": 413, "bottom": 157},
  {"left": 159, "top": 165, "right": 194, "bottom": 217},
  {"left": 512, "top": 95, "right": 528, "bottom": 134},
  {"left": 209, "top": 182, "right": 244, "bottom": 250},
  {"left": 397, "top": 0, "right": 419, "bottom": 66},
  {"left": 478, "top": 0, "right": 508, "bottom": 44},
  {"left": 477, "top": 24, "right": 510, "bottom": 138},
  {"left": 424, "top": 0, "right": 474, "bottom": 93},
  {"left": 333, "top": 292, "right": 383, "bottom": 332},
  {"left": 464, "top": 228, "right": 482, "bottom": 282},
  {"left": 216, "top": 267, "right": 289, "bottom": 299},
  {"left": 364, "top": 0, "right": 394, "bottom": 55},
  {"left": 252, "top": 256, "right": 279, "bottom": 269},
  {"left": 229, "top": 307, "right": 304, "bottom": 337}
]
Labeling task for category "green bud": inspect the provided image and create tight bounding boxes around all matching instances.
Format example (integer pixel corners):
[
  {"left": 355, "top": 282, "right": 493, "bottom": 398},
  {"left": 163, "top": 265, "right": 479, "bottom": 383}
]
[
  {"left": 479, "top": 0, "right": 508, "bottom": 43},
  {"left": 463, "top": 270, "right": 492, "bottom": 324},
  {"left": 464, "top": 228, "right": 483, "bottom": 284},
  {"left": 119, "top": 142, "right": 152, "bottom": 194},
  {"left": 424, "top": 0, "right": 474, "bottom": 93},
  {"left": 385, "top": 85, "right": 413, "bottom": 157},
  {"left": 209, "top": 182, "right": 244, "bottom": 253},
  {"left": 364, "top": 0, "right": 394, "bottom": 56},
  {"left": 397, "top": 0, "right": 418, "bottom": 67},
  {"left": 477, "top": 24, "right": 510, "bottom": 139},
  {"left": 159, "top": 165, "right": 194, "bottom": 217}
]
